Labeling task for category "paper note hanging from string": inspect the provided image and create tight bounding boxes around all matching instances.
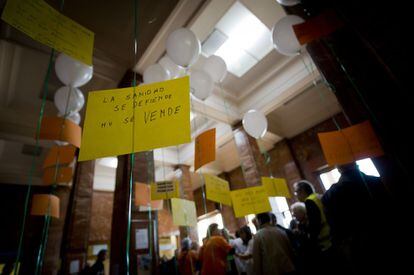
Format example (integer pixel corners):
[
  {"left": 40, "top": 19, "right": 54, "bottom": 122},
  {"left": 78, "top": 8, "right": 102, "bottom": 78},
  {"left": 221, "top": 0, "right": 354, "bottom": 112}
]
[
  {"left": 134, "top": 182, "right": 163, "bottom": 211},
  {"left": 171, "top": 198, "right": 197, "bottom": 227},
  {"left": 39, "top": 116, "right": 82, "bottom": 148},
  {"left": 1, "top": 0, "right": 94, "bottom": 65},
  {"left": 31, "top": 194, "right": 60, "bottom": 218},
  {"left": 194, "top": 128, "right": 216, "bottom": 171},
  {"left": 43, "top": 145, "right": 76, "bottom": 168},
  {"left": 79, "top": 77, "right": 191, "bottom": 161},
  {"left": 150, "top": 181, "right": 180, "bottom": 200},
  {"left": 204, "top": 174, "right": 231, "bottom": 206},
  {"left": 42, "top": 166, "right": 73, "bottom": 185},
  {"left": 261, "top": 177, "right": 291, "bottom": 198},
  {"left": 230, "top": 186, "right": 271, "bottom": 218},
  {"left": 318, "top": 120, "right": 384, "bottom": 166}
]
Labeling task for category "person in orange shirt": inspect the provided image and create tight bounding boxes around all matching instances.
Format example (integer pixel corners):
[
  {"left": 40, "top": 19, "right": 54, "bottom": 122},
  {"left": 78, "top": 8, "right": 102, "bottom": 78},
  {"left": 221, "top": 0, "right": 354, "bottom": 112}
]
[
  {"left": 199, "top": 223, "right": 234, "bottom": 275},
  {"left": 178, "top": 237, "right": 198, "bottom": 275}
]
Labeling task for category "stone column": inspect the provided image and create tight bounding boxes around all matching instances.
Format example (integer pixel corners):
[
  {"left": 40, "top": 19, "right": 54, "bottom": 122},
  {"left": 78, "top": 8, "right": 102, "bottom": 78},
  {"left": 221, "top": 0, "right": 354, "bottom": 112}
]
[{"left": 232, "top": 126, "right": 270, "bottom": 187}]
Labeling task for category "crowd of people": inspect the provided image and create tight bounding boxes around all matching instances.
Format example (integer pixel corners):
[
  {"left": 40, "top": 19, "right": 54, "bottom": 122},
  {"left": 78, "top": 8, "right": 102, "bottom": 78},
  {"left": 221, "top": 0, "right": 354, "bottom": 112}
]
[{"left": 161, "top": 163, "right": 393, "bottom": 275}]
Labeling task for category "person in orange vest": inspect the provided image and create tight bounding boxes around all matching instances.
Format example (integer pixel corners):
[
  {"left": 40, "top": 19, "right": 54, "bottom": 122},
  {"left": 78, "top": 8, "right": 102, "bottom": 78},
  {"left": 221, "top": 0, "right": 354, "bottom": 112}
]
[{"left": 294, "top": 180, "right": 332, "bottom": 274}]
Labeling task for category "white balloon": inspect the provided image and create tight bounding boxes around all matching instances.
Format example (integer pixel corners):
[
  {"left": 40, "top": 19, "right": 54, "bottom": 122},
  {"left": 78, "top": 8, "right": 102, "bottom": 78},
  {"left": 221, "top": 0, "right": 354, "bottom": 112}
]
[
  {"left": 272, "top": 15, "right": 305, "bottom": 56},
  {"left": 59, "top": 112, "right": 81, "bottom": 125},
  {"left": 55, "top": 53, "right": 93, "bottom": 87},
  {"left": 54, "top": 86, "right": 85, "bottom": 115},
  {"left": 203, "top": 55, "right": 227, "bottom": 83},
  {"left": 166, "top": 28, "right": 201, "bottom": 67},
  {"left": 158, "top": 56, "right": 185, "bottom": 79},
  {"left": 143, "top": 64, "right": 170, "bottom": 84},
  {"left": 190, "top": 70, "right": 214, "bottom": 101},
  {"left": 276, "top": 0, "right": 300, "bottom": 6},
  {"left": 242, "top": 110, "right": 268, "bottom": 139}
]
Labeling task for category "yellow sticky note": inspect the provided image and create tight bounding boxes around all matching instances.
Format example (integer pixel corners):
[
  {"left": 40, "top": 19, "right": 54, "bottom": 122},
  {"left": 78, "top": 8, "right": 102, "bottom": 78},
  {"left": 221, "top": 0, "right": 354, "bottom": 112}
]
[
  {"left": 261, "top": 177, "right": 291, "bottom": 198},
  {"left": 171, "top": 198, "right": 197, "bottom": 227},
  {"left": 79, "top": 77, "right": 191, "bottom": 161},
  {"left": 151, "top": 181, "right": 180, "bottom": 200},
  {"left": 230, "top": 186, "right": 271, "bottom": 218},
  {"left": 204, "top": 174, "right": 231, "bottom": 206},
  {"left": 1, "top": 0, "right": 94, "bottom": 65},
  {"left": 262, "top": 177, "right": 277, "bottom": 197}
]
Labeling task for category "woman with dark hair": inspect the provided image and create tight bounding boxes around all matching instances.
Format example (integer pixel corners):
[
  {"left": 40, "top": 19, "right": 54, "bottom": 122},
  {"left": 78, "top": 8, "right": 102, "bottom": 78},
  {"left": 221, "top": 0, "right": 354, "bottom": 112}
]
[{"left": 235, "top": 225, "right": 254, "bottom": 275}]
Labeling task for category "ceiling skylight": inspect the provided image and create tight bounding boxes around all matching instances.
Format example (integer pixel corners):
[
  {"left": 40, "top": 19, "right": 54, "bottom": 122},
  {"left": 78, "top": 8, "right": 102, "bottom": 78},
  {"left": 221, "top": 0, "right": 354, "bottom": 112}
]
[{"left": 202, "top": 2, "right": 273, "bottom": 77}]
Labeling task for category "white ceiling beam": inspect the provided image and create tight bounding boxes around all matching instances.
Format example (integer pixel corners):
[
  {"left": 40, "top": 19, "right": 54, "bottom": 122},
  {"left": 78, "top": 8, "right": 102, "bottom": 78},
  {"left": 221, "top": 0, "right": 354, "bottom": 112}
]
[
  {"left": 239, "top": 54, "right": 320, "bottom": 115},
  {"left": 134, "top": 0, "right": 206, "bottom": 74}
]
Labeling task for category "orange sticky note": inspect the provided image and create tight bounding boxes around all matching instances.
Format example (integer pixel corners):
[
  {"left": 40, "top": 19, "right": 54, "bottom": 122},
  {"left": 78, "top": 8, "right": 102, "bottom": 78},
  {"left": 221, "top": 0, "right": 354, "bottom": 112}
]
[
  {"left": 293, "top": 10, "right": 344, "bottom": 45},
  {"left": 318, "top": 121, "right": 384, "bottom": 166},
  {"left": 135, "top": 183, "right": 163, "bottom": 210},
  {"left": 194, "top": 128, "right": 216, "bottom": 171},
  {"left": 31, "top": 194, "right": 60, "bottom": 218},
  {"left": 42, "top": 167, "right": 73, "bottom": 185},
  {"left": 343, "top": 121, "right": 384, "bottom": 161},
  {"left": 39, "top": 116, "right": 82, "bottom": 148},
  {"left": 43, "top": 145, "right": 77, "bottom": 168}
]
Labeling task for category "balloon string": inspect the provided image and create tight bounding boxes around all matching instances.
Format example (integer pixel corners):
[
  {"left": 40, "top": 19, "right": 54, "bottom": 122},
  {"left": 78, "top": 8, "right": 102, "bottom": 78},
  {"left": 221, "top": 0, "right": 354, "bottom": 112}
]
[
  {"left": 300, "top": 53, "right": 343, "bottom": 131},
  {"left": 217, "top": 82, "right": 252, "bottom": 186},
  {"left": 13, "top": 46, "right": 56, "bottom": 274},
  {"left": 126, "top": 0, "right": 138, "bottom": 273},
  {"left": 190, "top": 97, "right": 207, "bottom": 215}
]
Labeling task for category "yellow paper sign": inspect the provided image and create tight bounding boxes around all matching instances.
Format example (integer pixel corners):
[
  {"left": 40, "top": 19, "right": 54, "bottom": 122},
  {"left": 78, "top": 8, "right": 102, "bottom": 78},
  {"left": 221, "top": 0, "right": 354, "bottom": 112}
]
[
  {"left": 204, "top": 174, "right": 231, "bottom": 206},
  {"left": 318, "top": 120, "right": 384, "bottom": 166},
  {"left": 171, "top": 198, "right": 197, "bottom": 227},
  {"left": 31, "top": 194, "right": 60, "bottom": 218},
  {"left": 151, "top": 181, "right": 180, "bottom": 200},
  {"left": 230, "top": 186, "right": 271, "bottom": 218},
  {"left": 262, "top": 177, "right": 277, "bottom": 196},
  {"left": 194, "top": 128, "right": 216, "bottom": 171},
  {"left": 1, "top": 0, "right": 94, "bottom": 65},
  {"left": 79, "top": 77, "right": 191, "bottom": 161},
  {"left": 261, "top": 177, "right": 291, "bottom": 198}
]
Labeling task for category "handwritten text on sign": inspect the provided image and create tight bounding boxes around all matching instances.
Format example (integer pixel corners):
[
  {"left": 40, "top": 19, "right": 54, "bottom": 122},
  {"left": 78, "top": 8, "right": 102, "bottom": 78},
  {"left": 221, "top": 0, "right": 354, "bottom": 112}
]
[
  {"left": 204, "top": 174, "right": 231, "bottom": 206},
  {"left": 230, "top": 186, "right": 271, "bottom": 218},
  {"left": 1, "top": 0, "right": 94, "bottom": 65},
  {"left": 79, "top": 77, "right": 191, "bottom": 161}
]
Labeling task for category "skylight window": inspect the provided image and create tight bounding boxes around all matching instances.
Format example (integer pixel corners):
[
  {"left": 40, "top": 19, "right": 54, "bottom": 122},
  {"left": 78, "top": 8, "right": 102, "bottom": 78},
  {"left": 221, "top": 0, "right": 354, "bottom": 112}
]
[{"left": 202, "top": 2, "right": 273, "bottom": 77}]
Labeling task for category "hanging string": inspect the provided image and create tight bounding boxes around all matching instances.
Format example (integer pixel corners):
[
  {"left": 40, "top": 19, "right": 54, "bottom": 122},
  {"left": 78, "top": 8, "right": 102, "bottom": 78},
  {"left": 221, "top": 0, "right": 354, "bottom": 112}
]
[
  {"left": 190, "top": 97, "right": 208, "bottom": 215},
  {"left": 13, "top": 49, "right": 55, "bottom": 275},
  {"left": 126, "top": 0, "right": 138, "bottom": 273},
  {"left": 217, "top": 82, "right": 254, "bottom": 187},
  {"left": 300, "top": 52, "right": 343, "bottom": 131},
  {"left": 145, "top": 151, "right": 154, "bottom": 274},
  {"left": 14, "top": 1, "right": 67, "bottom": 273}
]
